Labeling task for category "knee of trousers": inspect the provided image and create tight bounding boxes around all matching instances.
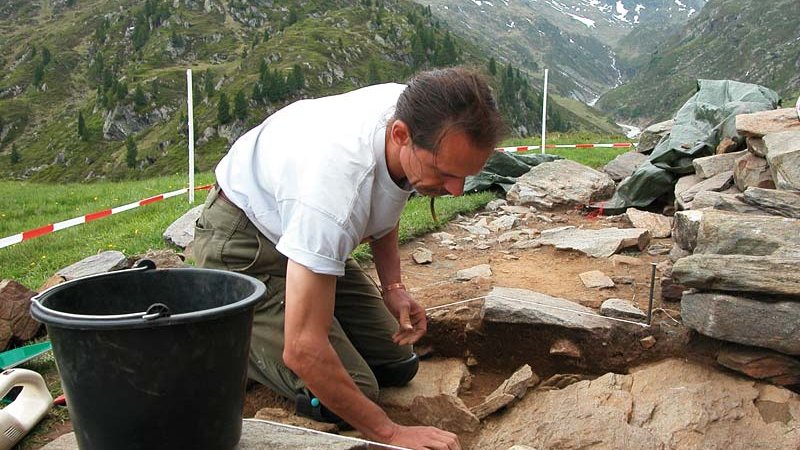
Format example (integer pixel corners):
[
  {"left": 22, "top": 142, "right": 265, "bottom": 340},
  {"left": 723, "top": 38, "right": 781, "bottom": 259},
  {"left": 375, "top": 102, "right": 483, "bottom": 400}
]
[{"left": 369, "top": 353, "right": 419, "bottom": 388}]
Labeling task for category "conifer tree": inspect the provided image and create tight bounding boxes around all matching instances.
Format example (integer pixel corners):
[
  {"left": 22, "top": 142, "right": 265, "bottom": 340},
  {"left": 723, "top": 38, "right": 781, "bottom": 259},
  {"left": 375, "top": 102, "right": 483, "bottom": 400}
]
[
  {"left": 263, "top": 29, "right": 270, "bottom": 41},
  {"left": 204, "top": 69, "right": 215, "bottom": 98},
  {"left": 217, "top": 92, "right": 231, "bottom": 125},
  {"left": 41, "top": 47, "right": 51, "bottom": 66},
  {"left": 368, "top": 59, "right": 381, "bottom": 84},
  {"left": 78, "top": 111, "right": 87, "bottom": 140},
  {"left": 234, "top": 90, "right": 248, "bottom": 121},
  {"left": 488, "top": 57, "right": 497, "bottom": 76},
  {"left": 133, "top": 85, "right": 147, "bottom": 111},
  {"left": 125, "top": 137, "right": 137, "bottom": 168},
  {"left": 10, "top": 145, "right": 20, "bottom": 165},
  {"left": 33, "top": 64, "right": 45, "bottom": 87},
  {"left": 289, "top": 64, "right": 304, "bottom": 92}
]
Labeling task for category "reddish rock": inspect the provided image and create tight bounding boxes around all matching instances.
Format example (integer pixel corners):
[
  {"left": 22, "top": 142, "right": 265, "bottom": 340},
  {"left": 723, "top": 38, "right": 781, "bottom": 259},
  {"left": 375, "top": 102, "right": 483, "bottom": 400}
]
[
  {"left": 660, "top": 277, "right": 686, "bottom": 302},
  {"left": 736, "top": 108, "right": 800, "bottom": 137},
  {"left": 734, "top": 153, "right": 774, "bottom": 191},
  {"left": 0, "top": 280, "right": 42, "bottom": 346},
  {"left": 718, "top": 344, "right": 800, "bottom": 386}
]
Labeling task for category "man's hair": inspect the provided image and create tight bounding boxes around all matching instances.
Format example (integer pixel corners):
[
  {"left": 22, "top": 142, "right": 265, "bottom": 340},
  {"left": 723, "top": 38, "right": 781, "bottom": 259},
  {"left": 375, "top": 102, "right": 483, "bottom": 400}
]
[{"left": 395, "top": 67, "right": 505, "bottom": 153}]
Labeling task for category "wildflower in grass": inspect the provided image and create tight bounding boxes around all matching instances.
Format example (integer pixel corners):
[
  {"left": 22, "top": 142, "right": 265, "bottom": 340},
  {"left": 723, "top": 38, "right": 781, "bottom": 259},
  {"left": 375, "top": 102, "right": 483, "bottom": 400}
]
[
  {"left": 108, "top": 243, "right": 115, "bottom": 248},
  {"left": 41, "top": 255, "right": 46, "bottom": 259}
]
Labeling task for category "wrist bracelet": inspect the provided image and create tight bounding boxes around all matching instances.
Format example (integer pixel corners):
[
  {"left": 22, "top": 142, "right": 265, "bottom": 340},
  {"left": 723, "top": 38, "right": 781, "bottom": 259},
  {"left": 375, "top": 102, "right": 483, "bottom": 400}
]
[{"left": 381, "top": 282, "right": 406, "bottom": 294}]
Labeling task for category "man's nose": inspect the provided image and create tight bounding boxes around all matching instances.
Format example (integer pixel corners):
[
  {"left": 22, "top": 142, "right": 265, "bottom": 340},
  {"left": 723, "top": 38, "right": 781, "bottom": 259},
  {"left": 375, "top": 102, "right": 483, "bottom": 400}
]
[{"left": 445, "top": 178, "right": 465, "bottom": 196}]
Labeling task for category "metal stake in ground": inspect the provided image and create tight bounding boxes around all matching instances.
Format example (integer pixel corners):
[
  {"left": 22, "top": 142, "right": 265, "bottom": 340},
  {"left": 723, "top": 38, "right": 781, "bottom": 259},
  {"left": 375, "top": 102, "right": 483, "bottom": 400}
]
[{"left": 647, "top": 263, "right": 657, "bottom": 325}]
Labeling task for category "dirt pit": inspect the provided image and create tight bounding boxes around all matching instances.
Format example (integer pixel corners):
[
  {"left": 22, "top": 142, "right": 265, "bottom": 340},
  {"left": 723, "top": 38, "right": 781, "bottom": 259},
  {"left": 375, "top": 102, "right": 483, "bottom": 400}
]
[{"left": 241, "top": 207, "right": 722, "bottom": 449}]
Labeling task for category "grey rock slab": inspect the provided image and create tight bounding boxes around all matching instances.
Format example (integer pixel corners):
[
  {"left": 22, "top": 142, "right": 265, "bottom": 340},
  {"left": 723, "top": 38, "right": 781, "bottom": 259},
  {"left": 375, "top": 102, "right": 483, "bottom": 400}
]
[
  {"left": 764, "top": 131, "right": 800, "bottom": 191},
  {"left": 672, "top": 210, "right": 703, "bottom": 251},
  {"left": 600, "top": 298, "right": 647, "bottom": 321},
  {"left": 742, "top": 187, "right": 800, "bottom": 218},
  {"left": 163, "top": 205, "right": 204, "bottom": 249},
  {"left": 734, "top": 153, "right": 774, "bottom": 191},
  {"left": 718, "top": 344, "right": 800, "bottom": 386},
  {"left": 56, "top": 250, "right": 128, "bottom": 280},
  {"left": 458, "top": 224, "right": 490, "bottom": 236},
  {"left": 579, "top": 270, "right": 615, "bottom": 289},
  {"left": 681, "top": 291, "right": 800, "bottom": 355},
  {"left": 431, "top": 232, "right": 455, "bottom": 242},
  {"left": 380, "top": 359, "right": 468, "bottom": 409},
  {"left": 625, "top": 208, "right": 672, "bottom": 238},
  {"left": 603, "top": 151, "right": 648, "bottom": 182},
  {"left": 43, "top": 420, "right": 364, "bottom": 449},
  {"left": 692, "top": 150, "right": 747, "bottom": 179},
  {"left": 474, "top": 358, "right": 800, "bottom": 449},
  {"left": 482, "top": 286, "right": 612, "bottom": 331},
  {"left": 501, "top": 205, "right": 537, "bottom": 215},
  {"left": 672, "top": 254, "right": 800, "bottom": 296},
  {"left": 677, "top": 170, "right": 734, "bottom": 206},
  {"left": 498, "top": 228, "right": 538, "bottom": 243},
  {"left": 637, "top": 119, "right": 673, "bottom": 154},
  {"left": 510, "top": 239, "right": 543, "bottom": 250},
  {"left": 411, "top": 247, "right": 433, "bottom": 264},
  {"left": 455, "top": 264, "right": 492, "bottom": 281},
  {"left": 507, "top": 159, "right": 615, "bottom": 210},
  {"left": 535, "top": 226, "right": 650, "bottom": 258},
  {"left": 488, "top": 215, "right": 517, "bottom": 232},
  {"left": 736, "top": 108, "right": 800, "bottom": 137},
  {"left": 691, "top": 190, "right": 766, "bottom": 215},
  {"left": 695, "top": 210, "right": 800, "bottom": 257}
]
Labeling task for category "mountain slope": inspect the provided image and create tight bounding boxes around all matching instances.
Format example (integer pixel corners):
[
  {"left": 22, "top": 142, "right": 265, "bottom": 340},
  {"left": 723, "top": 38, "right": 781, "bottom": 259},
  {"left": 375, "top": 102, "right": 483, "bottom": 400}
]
[
  {"left": 418, "top": 0, "right": 706, "bottom": 103},
  {"left": 597, "top": 0, "right": 800, "bottom": 124},
  {"left": 0, "top": 0, "right": 622, "bottom": 183}
]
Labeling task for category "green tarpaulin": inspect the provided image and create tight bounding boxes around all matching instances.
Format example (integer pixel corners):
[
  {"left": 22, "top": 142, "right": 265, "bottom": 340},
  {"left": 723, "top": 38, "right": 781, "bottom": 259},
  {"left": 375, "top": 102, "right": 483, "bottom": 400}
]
[
  {"left": 465, "top": 151, "right": 562, "bottom": 193},
  {"left": 600, "top": 79, "right": 780, "bottom": 210}
]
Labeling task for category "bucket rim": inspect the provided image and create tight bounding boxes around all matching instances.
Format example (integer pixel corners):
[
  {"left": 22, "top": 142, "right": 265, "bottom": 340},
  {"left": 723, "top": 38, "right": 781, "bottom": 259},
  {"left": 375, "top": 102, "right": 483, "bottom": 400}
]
[{"left": 30, "top": 266, "right": 266, "bottom": 329}]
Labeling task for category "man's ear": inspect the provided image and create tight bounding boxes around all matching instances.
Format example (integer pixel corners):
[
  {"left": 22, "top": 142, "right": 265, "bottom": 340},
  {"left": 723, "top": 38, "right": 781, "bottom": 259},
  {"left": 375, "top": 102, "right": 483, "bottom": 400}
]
[{"left": 390, "top": 120, "right": 412, "bottom": 146}]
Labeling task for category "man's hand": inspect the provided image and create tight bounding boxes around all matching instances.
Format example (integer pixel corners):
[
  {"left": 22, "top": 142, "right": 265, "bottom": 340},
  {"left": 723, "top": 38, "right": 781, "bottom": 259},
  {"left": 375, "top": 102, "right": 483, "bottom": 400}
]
[
  {"left": 383, "top": 288, "right": 427, "bottom": 345},
  {"left": 386, "top": 423, "right": 461, "bottom": 450}
]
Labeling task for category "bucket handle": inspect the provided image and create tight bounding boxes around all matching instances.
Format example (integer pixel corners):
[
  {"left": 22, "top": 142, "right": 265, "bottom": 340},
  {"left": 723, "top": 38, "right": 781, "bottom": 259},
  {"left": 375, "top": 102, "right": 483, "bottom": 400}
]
[{"left": 30, "top": 259, "right": 172, "bottom": 322}]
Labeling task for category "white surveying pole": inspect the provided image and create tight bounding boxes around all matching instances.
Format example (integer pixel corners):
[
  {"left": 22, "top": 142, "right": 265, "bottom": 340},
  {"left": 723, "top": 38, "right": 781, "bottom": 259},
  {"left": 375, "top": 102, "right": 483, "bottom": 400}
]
[
  {"left": 187, "top": 69, "right": 195, "bottom": 204},
  {"left": 541, "top": 68, "right": 548, "bottom": 154}
]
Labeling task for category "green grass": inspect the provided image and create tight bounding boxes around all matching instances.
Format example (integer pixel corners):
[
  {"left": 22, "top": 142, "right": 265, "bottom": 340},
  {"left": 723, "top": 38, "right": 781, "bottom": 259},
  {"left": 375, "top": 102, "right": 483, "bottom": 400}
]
[{"left": 500, "top": 132, "right": 633, "bottom": 169}]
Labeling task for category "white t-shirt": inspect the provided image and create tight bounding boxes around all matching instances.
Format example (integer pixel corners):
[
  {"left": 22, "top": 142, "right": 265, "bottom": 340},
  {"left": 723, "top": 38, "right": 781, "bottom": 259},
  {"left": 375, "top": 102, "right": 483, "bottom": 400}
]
[{"left": 215, "top": 83, "right": 413, "bottom": 276}]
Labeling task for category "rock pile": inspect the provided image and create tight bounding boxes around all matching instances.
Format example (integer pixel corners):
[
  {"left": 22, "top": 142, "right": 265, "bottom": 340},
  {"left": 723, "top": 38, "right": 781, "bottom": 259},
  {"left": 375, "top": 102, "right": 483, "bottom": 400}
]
[{"left": 663, "top": 107, "right": 800, "bottom": 388}]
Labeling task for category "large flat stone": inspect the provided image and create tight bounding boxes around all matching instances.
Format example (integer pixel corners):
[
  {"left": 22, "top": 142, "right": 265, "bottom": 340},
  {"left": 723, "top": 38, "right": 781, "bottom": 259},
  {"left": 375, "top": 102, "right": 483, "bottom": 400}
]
[
  {"left": 535, "top": 226, "right": 650, "bottom": 258},
  {"left": 603, "top": 151, "right": 648, "bottom": 182},
  {"left": 43, "top": 419, "right": 364, "bottom": 449},
  {"left": 736, "top": 108, "right": 800, "bottom": 137},
  {"left": 764, "top": 131, "right": 800, "bottom": 191},
  {"left": 677, "top": 170, "right": 734, "bottom": 207},
  {"left": 470, "top": 364, "right": 536, "bottom": 420},
  {"left": 379, "top": 359, "right": 468, "bottom": 409},
  {"left": 718, "top": 344, "right": 800, "bottom": 386},
  {"left": 691, "top": 190, "right": 767, "bottom": 215},
  {"left": 56, "top": 250, "right": 128, "bottom": 280},
  {"left": 742, "top": 187, "right": 800, "bottom": 218},
  {"left": 163, "top": 204, "right": 204, "bottom": 249},
  {"left": 693, "top": 150, "right": 747, "bottom": 179},
  {"left": 507, "top": 159, "right": 615, "bottom": 210},
  {"left": 474, "top": 358, "right": 800, "bottom": 449},
  {"left": 673, "top": 254, "right": 800, "bottom": 296},
  {"left": 637, "top": 119, "right": 673, "bottom": 154},
  {"left": 482, "top": 287, "right": 611, "bottom": 331},
  {"left": 681, "top": 291, "right": 800, "bottom": 355},
  {"left": 625, "top": 208, "right": 672, "bottom": 238},
  {"left": 694, "top": 210, "right": 800, "bottom": 256}
]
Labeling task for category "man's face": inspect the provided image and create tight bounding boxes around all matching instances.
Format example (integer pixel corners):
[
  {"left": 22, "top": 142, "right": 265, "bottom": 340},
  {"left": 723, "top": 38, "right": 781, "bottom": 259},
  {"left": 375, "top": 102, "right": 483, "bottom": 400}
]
[{"left": 405, "top": 131, "right": 491, "bottom": 197}]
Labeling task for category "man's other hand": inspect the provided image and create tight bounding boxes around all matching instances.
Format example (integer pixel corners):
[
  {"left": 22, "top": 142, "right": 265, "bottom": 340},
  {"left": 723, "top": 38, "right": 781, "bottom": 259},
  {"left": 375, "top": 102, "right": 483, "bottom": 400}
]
[{"left": 383, "top": 289, "right": 427, "bottom": 346}]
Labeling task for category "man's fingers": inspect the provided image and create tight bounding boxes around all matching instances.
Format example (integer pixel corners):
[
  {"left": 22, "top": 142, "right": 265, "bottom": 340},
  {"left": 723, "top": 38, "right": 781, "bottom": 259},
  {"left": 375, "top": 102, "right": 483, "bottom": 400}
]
[{"left": 399, "top": 304, "right": 413, "bottom": 330}]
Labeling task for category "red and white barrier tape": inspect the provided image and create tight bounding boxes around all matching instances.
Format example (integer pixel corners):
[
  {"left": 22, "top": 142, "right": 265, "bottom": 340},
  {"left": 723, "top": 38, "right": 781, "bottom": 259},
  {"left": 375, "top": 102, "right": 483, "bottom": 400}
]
[
  {"left": 496, "top": 142, "right": 634, "bottom": 153},
  {"left": 0, "top": 184, "right": 213, "bottom": 249}
]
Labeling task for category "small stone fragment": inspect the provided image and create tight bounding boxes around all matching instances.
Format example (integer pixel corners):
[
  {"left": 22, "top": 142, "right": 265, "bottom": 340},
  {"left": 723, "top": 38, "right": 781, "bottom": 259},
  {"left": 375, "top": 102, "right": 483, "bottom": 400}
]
[
  {"left": 640, "top": 336, "right": 657, "bottom": 349},
  {"left": 488, "top": 215, "right": 518, "bottom": 232},
  {"left": 412, "top": 247, "right": 433, "bottom": 264},
  {"left": 625, "top": 208, "right": 673, "bottom": 238},
  {"left": 579, "top": 270, "right": 615, "bottom": 289},
  {"left": 444, "top": 254, "right": 458, "bottom": 260},
  {"left": 609, "top": 254, "right": 645, "bottom": 266},
  {"left": 470, "top": 365, "right": 536, "bottom": 419},
  {"left": 456, "top": 264, "right": 492, "bottom": 281},
  {"left": 510, "top": 239, "right": 542, "bottom": 250},
  {"left": 466, "top": 356, "right": 478, "bottom": 367},
  {"left": 611, "top": 276, "right": 635, "bottom": 285},
  {"left": 485, "top": 199, "right": 508, "bottom": 211},
  {"left": 431, "top": 232, "right": 455, "bottom": 242},
  {"left": 549, "top": 339, "right": 582, "bottom": 359},
  {"left": 503, "top": 254, "right": 520, "bottom": 260},
  {"left": 600, "top": 298, "right": 647, "bottom": 321}
]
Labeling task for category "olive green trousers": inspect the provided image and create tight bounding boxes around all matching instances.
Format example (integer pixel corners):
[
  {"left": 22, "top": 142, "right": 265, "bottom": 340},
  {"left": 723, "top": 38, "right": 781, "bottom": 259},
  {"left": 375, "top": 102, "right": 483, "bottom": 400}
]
[{"left": 193, "top": 186, "right": 412, "bottom": 401}]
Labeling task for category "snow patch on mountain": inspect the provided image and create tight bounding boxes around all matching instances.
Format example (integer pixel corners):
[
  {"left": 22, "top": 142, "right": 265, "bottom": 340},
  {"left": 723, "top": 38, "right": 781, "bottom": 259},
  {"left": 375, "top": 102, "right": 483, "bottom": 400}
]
[{"left": 567, "top": 12, "right": 596, "bottom": 27}]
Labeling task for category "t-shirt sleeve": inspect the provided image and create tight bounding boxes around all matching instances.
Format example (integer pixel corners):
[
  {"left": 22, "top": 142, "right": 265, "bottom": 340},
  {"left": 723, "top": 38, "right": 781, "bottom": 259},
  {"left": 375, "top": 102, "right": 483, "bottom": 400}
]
[{"left": 274, "top": 200, "right": 360, "bottom": 276}]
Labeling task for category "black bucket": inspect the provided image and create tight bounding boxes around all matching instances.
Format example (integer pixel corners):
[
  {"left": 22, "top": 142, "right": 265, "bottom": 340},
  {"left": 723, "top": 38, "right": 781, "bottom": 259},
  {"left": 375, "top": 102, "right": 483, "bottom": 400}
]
[{"left": 30, "top": 260, "right": 266, "bottom": 450}]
